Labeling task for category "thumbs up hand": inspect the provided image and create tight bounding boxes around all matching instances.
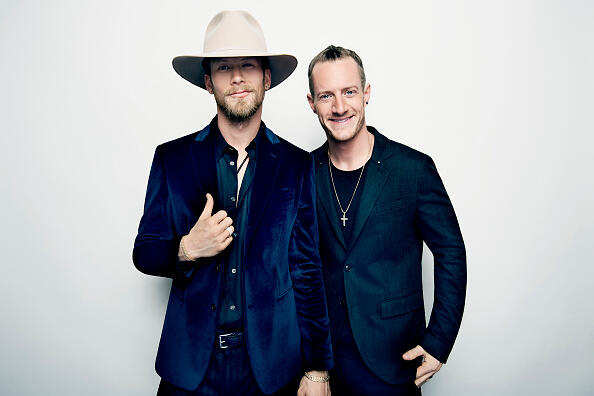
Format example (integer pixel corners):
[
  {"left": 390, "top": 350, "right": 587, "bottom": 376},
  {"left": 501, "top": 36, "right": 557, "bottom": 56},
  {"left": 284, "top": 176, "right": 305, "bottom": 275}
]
[{"left": 180, "top": 193, "right": 234, "bottom": 260}]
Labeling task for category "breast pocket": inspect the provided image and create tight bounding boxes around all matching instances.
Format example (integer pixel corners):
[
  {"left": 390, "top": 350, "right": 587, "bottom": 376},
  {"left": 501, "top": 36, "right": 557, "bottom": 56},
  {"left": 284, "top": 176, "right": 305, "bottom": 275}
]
[{"left": 371, "top": 196, "right": 410, "bottom": 216}]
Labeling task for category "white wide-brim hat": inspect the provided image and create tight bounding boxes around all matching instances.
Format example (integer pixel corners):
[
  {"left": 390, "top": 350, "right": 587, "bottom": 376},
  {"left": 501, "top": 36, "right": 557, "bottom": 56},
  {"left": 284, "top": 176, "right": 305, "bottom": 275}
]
[{"left": 173, "top": 10, "right": 297, "bottom": 90}]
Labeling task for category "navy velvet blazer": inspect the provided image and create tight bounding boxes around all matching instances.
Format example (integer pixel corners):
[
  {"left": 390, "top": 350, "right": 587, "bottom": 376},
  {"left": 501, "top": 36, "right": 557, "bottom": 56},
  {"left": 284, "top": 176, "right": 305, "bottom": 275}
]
[
  {"left": 133, "top": 122, "right": 333, "bottom": 393},
  {"left": 313, "top": 128, "right": 466, "bottom": 385}
]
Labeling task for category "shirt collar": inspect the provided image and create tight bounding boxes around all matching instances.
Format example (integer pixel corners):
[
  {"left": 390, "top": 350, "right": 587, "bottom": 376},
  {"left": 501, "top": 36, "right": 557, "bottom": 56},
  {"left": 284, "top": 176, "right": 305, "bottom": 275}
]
[{"left": 208, "top": 116, "right": 266, "bottom": 160}]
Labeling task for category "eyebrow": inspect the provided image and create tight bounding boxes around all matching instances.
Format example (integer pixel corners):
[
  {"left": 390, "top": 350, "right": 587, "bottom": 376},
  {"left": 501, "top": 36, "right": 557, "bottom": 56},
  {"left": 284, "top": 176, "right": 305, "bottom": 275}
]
[{"left": 317, "top": 86, "right": 359, "bottom": 95}]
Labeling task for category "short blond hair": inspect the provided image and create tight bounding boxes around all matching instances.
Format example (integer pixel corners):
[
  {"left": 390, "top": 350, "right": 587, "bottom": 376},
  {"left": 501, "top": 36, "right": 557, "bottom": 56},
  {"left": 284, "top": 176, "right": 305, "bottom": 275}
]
[{"left": 307, "top": 45, "right": 366, "bottom": 96}]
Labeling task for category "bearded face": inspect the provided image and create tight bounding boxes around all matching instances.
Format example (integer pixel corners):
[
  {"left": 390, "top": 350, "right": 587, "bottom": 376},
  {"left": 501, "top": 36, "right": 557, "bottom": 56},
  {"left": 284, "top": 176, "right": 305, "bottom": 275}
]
[{"left": 206, "top": 57, "right": 270, "bottom": 124}]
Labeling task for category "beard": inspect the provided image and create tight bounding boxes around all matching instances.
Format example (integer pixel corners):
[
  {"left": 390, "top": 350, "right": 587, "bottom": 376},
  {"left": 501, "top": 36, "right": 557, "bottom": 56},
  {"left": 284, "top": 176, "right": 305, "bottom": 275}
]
[{"left": 213, "top": 81, "right": 266, "bottom": 124}]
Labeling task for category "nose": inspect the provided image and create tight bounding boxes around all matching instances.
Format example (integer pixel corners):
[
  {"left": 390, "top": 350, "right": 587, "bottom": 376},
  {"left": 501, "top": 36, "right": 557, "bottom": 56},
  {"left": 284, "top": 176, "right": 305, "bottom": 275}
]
[
  {"left": 332, "top": 95, "right": 346, "bottom": 114},
  {"left": 230, "top": 66, "right": 244, "bottom": 85}
]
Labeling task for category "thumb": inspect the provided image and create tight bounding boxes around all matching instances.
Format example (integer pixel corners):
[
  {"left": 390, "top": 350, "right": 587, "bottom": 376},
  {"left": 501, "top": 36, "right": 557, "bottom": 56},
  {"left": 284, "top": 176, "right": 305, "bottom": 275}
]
[
  {"left": 402, "top": 345, "right": 424, "bottom": 360},
  {"left": 198, "top": 193, "right": 214, "bottom": 220}
]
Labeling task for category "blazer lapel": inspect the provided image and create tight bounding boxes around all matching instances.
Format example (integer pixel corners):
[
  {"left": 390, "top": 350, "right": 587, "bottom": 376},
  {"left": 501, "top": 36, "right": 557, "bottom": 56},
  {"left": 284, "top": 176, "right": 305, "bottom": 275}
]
[
  {"left": 347, "top": 130, "right": 393, "bottom": 251},
  {"left": 190, "top": 124, "right": 219, "bottom": 209},
  {"left": 313, "top": 146, "right": 347, "bottom": 250},
  {"left": 246, "top": 129, "right": 280, "bottom": 240}
]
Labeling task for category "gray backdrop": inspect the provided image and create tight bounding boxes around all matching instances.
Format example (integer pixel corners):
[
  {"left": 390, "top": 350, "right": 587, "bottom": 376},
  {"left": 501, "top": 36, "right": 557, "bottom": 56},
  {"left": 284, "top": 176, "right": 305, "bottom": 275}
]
[{"left": 1, "top": 0, "right": 593, "bottom": 395}]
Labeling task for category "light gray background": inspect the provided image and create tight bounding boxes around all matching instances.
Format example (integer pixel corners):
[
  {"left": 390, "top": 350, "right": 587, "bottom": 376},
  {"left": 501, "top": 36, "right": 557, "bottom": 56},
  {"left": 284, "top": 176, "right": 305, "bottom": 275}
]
[{"left": 1, "top": 1, "right": 593, "bottom": 395}]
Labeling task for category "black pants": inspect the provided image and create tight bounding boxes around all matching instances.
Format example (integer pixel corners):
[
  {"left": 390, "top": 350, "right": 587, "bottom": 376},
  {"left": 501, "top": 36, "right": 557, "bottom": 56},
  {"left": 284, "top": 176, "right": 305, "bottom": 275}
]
[
  {"left": 157, "top": 343, "right": 298, "bottom": 396},
  {"left": 330, "top": 352, "right": 421, "bottom": 396}
]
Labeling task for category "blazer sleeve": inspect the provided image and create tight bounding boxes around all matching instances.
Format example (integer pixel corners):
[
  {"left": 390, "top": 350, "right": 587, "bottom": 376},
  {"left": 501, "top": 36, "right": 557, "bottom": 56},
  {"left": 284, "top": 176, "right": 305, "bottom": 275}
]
[
  {"left": 415, "top": 154, "right": 467, "bottom": 363},
  {"left": 288, "top": 155, "right": 334, "bottom": 371},
  {"left": 133, "top": 146, "right": 194, "bottom": 280}
]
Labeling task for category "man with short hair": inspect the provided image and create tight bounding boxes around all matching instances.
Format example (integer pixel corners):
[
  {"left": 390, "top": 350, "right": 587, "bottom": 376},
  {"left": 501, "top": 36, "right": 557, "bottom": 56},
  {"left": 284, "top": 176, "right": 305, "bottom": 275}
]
[
  {"left": 307, "top": 45, "right": 466, "bottom": 395},
  {"left": 133, "top": 11, "right": 332, "bottom": 395}
]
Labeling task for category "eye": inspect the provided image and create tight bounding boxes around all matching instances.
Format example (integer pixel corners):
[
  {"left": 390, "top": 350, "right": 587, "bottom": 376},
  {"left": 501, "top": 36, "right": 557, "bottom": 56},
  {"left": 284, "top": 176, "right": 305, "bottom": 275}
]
[
  {"left": 242, "top": 63, "right": 256, "bottom": 68},
  {"left": 345, "top": 89, "right": 356, "bottom": 96},
  {"left": 319, "top": 93, "right": 332, "bottom": 101},
  {"left": 217, "top": 65, "right": 230, "bottom": 71}
]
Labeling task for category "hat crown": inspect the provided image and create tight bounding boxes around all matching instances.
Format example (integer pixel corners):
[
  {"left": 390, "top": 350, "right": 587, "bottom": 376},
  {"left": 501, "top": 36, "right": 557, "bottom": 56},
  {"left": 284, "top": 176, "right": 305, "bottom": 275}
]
[
  {"left": 203, "top": 10, "right": 268, "bottom": 55},
  {"left": 172, "top": 10, "right": 297, "bottom": 90}
]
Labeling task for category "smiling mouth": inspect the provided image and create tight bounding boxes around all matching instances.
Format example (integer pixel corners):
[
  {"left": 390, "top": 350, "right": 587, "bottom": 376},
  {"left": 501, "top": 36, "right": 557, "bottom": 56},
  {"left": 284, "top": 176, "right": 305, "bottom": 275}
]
[{"left": 329, "top": 115, "right": 354, "bottom": 124}]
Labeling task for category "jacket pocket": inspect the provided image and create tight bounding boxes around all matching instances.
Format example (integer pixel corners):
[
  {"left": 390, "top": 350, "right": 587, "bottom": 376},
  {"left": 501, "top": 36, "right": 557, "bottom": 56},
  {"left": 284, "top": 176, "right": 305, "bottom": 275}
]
[
  {"left": 275, "top": 260, "right": 293, "bottom": 299},
  {"left": 371, "top": 196, "right": 409, "bottom": 215},
  {"left": 380, "top": 290, "right": 423, "bottom": 319},
  {"left": 277, "top": 281, "right": 293, "bottom": 299}
]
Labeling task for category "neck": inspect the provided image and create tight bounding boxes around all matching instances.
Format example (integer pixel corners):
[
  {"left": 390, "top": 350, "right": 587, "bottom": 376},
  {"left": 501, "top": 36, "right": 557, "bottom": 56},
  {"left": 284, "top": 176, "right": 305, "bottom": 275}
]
[
  {"left": 328, "top": 125, "right": 374, "bottom": 171},
  {"left": 217, "top": 107, "right": 263, "bottom": 151}
]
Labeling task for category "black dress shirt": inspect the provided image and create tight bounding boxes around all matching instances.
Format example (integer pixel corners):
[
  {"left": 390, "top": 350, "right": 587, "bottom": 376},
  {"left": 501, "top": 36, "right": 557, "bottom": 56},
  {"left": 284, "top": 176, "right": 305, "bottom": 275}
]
[{"left": 211, "top": 121, "right": 262, "bottom": 331}]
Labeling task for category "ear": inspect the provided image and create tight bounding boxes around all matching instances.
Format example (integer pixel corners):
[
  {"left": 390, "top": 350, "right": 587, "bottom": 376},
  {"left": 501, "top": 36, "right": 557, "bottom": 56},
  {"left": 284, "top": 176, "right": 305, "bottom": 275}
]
[
  {"left": 307, "top": 93, "right": 316, "bottom": 113},
  {"left": 264, "top": 68, "right": 272, "bottom": 90},
  {"left": 364, "top": 82, "right": 371, "bottom": 105},
  {"left": 204, "top": 74, "right": 213, "bottom": 94}
]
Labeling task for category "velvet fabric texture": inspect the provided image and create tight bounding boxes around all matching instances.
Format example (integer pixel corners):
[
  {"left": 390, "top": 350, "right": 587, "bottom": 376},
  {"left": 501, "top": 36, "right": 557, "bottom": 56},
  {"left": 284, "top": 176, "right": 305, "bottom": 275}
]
[
  {"left": 313, "top": 128, "right": 466, "bottom": 385},
  {"left": 134, "top": 122, "right": 333, "bottom": 394}
]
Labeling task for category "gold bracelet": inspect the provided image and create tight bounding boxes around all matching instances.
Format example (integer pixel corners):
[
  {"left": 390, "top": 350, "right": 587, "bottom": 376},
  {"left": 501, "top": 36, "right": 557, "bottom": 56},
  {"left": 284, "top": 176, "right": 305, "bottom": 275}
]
[
  {"left": 180, "top": 236, "right": 196, "bottom": 261},
  {"left": 304, "top": 371, "right": 330, "bottom": 383}
]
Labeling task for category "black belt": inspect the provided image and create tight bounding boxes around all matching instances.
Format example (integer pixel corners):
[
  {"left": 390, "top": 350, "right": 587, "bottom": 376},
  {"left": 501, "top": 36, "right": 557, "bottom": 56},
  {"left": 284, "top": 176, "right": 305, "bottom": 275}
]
[{"left": 217, "top": 332, "right": 244, "bottom": 349}]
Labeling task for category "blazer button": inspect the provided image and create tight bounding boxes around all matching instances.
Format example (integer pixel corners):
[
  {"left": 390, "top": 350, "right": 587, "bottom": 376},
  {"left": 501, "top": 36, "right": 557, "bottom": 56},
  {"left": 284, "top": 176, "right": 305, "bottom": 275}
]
[
  {"left": 216, "top": 264, "right": 221, "bottom": 271},
  {"left": 344, "top": 265, "right": 352, "bottom": 272},
  {"left": 211, "top": 304, "right": 216, "bottom": 311}
]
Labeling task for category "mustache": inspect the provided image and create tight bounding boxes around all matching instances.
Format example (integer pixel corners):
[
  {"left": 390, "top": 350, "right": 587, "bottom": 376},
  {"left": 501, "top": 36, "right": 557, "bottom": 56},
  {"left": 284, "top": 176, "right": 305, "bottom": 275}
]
[{"left": 225, "top": 86, "right": 253, "bottom": 95}]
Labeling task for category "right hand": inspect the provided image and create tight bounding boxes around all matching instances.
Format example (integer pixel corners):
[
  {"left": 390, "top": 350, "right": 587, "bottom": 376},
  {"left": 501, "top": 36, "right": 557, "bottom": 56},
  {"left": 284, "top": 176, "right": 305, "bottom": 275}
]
[
  {"left": 298, "top": 372, "right": 331, "bottom": 396},
  {"left": 181, "top": 193, "right": 234, "bottom": 260}
]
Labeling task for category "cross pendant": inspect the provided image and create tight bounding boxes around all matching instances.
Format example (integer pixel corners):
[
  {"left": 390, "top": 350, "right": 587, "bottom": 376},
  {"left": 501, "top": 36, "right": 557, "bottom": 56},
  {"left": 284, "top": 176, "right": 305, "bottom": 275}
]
[{"left": 340, "top": 213, "right": 348, "bottom": 227}]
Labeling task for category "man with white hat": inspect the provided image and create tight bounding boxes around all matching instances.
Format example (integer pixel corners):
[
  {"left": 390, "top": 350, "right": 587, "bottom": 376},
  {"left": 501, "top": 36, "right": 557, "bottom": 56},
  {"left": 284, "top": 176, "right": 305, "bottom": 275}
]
[{"left": 134, "top": 11, "right": 332, "bottom": 395}]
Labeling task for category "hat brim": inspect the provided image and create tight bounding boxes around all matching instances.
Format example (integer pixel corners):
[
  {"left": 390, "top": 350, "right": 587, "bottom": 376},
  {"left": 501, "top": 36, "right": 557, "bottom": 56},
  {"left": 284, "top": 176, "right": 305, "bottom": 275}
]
[{"left": 172, "top": 52, "right": 297, "bottom": 90}]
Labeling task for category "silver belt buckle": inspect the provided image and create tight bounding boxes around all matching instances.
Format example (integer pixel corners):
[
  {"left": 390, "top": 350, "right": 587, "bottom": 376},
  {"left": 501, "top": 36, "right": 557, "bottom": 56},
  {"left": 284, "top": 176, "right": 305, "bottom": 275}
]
[{"left": 219, "top": 333, "right": 233, "bottom": 349}]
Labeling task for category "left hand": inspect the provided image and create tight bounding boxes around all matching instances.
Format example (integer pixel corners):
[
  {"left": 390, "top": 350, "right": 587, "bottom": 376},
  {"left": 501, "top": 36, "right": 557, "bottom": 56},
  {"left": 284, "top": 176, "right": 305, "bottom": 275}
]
[
  {"left": 402, "top": 345, "right": 442, "bottom": 387},
  {"left": 297, "top": 371, "right": 331, "bottom": 396}
]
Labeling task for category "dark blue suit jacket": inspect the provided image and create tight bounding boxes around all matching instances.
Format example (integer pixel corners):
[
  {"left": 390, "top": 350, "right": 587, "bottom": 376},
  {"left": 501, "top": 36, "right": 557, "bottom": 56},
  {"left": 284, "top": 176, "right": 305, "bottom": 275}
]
[
  {"left": 134, "top": 122, "right": 333, "bottom": 393},
  {"left": 313, "top": 128, "right": 466, "bottom": 384}
]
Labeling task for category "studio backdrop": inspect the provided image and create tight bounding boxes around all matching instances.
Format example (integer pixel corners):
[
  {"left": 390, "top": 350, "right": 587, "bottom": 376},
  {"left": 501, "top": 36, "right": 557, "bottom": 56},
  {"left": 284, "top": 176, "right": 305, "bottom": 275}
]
[{"left": 1, "top": 1, "right": 592, "bottom": 395}]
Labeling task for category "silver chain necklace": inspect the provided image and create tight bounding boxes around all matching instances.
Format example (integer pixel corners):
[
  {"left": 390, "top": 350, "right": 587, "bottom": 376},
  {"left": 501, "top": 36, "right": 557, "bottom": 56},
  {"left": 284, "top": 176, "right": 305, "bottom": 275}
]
[{"left": 328, "top": 134, "right": 373, "bottom": 227}]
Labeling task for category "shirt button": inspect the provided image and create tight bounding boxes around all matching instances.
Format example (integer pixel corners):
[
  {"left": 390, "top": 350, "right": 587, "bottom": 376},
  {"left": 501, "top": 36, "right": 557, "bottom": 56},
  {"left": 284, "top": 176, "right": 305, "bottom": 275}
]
[
  {"left": 216, "top": 264, "right": 221, "bottom": 271},
  {"left": 344, "top": 265, "right": 352, "bottom": 272},
  {"left": 211, "top": 304, "right": 216, "bottom": 311},
  {"left": 230, "top": 305, "right": 236, "bottom": 311},
  {"left": 230, "top": 196, "right": 236, "bottom": 202},
  {"left": 230, "top": 161, "right": 235, "bottom": 166},
  {"left": 231, "top": 268, "right": 237, "bottom": 274},
  {"left": 339, "top": 299, "right": 346, "bottom": 306}
]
